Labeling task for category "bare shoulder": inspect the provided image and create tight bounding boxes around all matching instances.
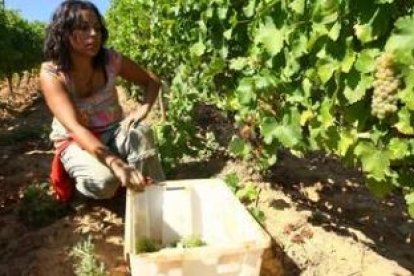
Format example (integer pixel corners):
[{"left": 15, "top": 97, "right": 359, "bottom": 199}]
[
  {"left": 40, "top": 61, "right": 65, "bottom": 83},
  {"left": 105, "top": 48, "right": 123, "bottom": 75},
  {"left": 40, "top": 61, "right": 57, "bottom": 71}
]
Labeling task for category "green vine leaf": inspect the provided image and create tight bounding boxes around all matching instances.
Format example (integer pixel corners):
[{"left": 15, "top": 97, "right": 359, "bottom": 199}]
[
  {"left": 243, "top": 0, "right": 256, "bottom": 18},
  {"left": 354, "top": 23, "right": 375, "bottom": 44},
  {"left": 236, "top": 77, "right": 256, "bottom": 105},
  {"left": 395, "top": 107, "right": 414, "bottom": 135},
  {"left": 312, "top": 0, "right": 339, "bottom": 24},
  {"left": 366, "top": 177, "right": 394, "bottom": 198},
  {"left": 405, "top": 191, "right": 414, "bottom": 203},
  {"left": 341, "top": 46, "right": 356, "bottom": 73},
  {"left": 354, "top": 5, "right": 390, "bottom": 44},
  {"left": 229, "top": 136, "right": 251, "bottom": 157},
  {"left": 316, "top": 58, "right": 338, "bottom": 84},
  {"left": 354, "top": 142, "right": 390, "bottom": 181},
  {"left": 404, "top": 192, "right": 414, "bottom": 218},
  {"left": 408, "top": 204, "right": 414, "bottom": 218},
  {"left": 291, "top": 33, "right": 308, "bottom": 58},
  {"left": 386, "top": 15, "right": 414, "bottom": 65},
  {"left": 274, "top": 108, "right": 302, "bottom": 148},
  {"left": 388, "top": 138, "right": 408, "bottom": 160},
  {"left": 190, "top": 41, "right": 206, "bottom": 57},
  {"left": 376, "top": 0, "right": 394, "bottom": 3},
  {"left": 260, "top": 117, "right": 278, "bottom": 145},
  {"left": 355, "top": 49, "right": 380, "bottom": 74},
  {"left": 337, "top": 129, "right": 357, "bottom": 156},
  {"left": 328, "top": 22, "right": 342, "bottom": 41},
  {"left": 319, "top": 98, "right": 335, "bottom": 128},
  {"left": 307, "top": 23, "right": 329, "bottom": 51},
  {"left": 399, "top": 70, "right": 414, "bottom": 110},
  {"left": 229, "top": 57, "right": 250, "bottom": 71},
  {"left": 289, "top": 0, "right": 305, "bottom": 15},
  {"left": 254, "top": 17, "right": 284, "bottom": 56},
  {"left": 343, "top": 72, "right": 372, "bottom": 104}
]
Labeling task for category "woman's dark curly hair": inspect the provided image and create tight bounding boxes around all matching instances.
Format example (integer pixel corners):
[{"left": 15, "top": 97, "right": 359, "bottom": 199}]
[{"left": 43, "top": 0, "right": 108, "bottom": 72}]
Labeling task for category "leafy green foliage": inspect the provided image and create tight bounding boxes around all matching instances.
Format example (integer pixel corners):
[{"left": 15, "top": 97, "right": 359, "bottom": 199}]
[
  {"left": 106, "top": 0, "right": 414, "bottom": 216},
  {"left": 248, "top": 206, "right": 266, "bottom": 225},
  {"left": 405, "top": 192, "right": 414, "bottom": 217},
  {"left": 135, "top": 236, "right": 206, "bottom": 254},
  {"left": 224, "top": 173, "right": 242, "bottom": 193},
  {"left": 177, "top": 236, "right": 207, "bottom": 248},
  {"left": 70, "top": 236, "right": 107, "bottom": 276},
  {"left": 0, "top": 8, "right": 44, "bottom": 91},
  {"left": 236, "top": 183, "right": 260, "bottom": 205},
  {"left": 18, "top": 183, "right": 70, "bottom": 228},
  {"left": 224, "top": 173, "right": 265, "bottom": 223},
  {"left": 135, "top": 237, "right": 161, "bottom": 254}
]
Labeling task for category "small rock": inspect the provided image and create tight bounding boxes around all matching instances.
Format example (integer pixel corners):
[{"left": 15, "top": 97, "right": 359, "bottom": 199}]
[
  {"left": 300, "top": 226, "right": 314, "bottom": 239},
  {"left": 291, "top": 234, "right": 305, "bottom": 244}
]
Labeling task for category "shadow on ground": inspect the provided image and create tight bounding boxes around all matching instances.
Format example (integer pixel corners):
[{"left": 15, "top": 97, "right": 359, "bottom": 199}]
[
  {"left": 267, "top": 150, "right": 414, "bottom": 272},
  {"left": 0, "top": 99, "right": 53, "bottom": 209}
]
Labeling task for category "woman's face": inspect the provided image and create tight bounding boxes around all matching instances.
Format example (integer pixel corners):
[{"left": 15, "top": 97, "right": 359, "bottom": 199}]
[{"left": 69, "top": 9, "right": 102, "bottom": 58}]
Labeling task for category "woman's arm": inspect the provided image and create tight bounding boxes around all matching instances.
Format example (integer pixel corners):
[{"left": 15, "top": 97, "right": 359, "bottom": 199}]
[
  {"left": 118, "top": 55, "right": 161, "bottom": 123},
  {"left": 40, "top": 68, "right": 110, "bottom": 159}
]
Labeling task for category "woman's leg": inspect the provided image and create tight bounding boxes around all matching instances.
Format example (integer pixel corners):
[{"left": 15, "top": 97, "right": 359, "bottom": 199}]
[
  {"left": 60, "top": 143, "right": 120, "bottom": 199},
  {"left": 109, "top": 123, "right": 165, "bottom": 182}
]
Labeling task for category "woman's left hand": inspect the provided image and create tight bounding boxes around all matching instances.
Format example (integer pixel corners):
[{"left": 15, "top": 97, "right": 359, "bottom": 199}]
[{"left": 121, "top": 104, "right": 150, "bottom": 133}]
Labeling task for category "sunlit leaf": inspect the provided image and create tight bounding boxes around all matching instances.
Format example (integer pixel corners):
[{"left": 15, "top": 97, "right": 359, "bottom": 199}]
[
  {"left": 289, "top": 0, "right": 305, "bottom": 15},
  {"left": 254, "top": 17, "right": 284, "bottom": 56},
  {"left": 229, "top": 136, "right": 251, "bottom": 156},
  {"left": 317, "top": 58, "right": 338, "bottom": 84},
  {"left": 343, "top": 72, "right": 372, "bottom": 104},
  {"left": 243, "top": 0, "right": 256, "bottom": 17},
  {"left": 319, "top": 98, "right": 334, "bottom": 128},
  {"left": 404, "top": 192, "right": 414, "bottom": 218},
  {"left": 355, "top": 49, "right": 380, "bottom": 74},
  {"left": 260, "top": 117, "right": 278, "bottom": 145},
  {"left": 337, "top": 129, "right": 357, "bottom": 156},
  {"left": 395, "top": 107, "right": 414, "bottom": 135},
  {"left": 386, "top": 15, "right": 414, "bottom": 65},
  {"left": 190, "top": 41, "right": 206, "bottom": 57},
  {"left": 355, "top": 142, "right": 390, "bottom": 180},
  {"left": 388, "top": 138, "right": 408, "bottom": 160},
  {"left": 328, "top": 22, "right": 341, "bottom": 41}
]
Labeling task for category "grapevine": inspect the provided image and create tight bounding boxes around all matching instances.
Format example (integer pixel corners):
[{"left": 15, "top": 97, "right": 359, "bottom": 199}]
[
  {"left": 106, "top": 0, "right": 414, "bottom": 217},
  {"left": 0, "top": 8, "right": 44, "bottom": 94}
]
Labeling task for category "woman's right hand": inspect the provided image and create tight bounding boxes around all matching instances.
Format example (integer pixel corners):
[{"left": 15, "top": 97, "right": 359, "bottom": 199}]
[{"left": 109, "top": 158, "right": 149, "bottom": 192}]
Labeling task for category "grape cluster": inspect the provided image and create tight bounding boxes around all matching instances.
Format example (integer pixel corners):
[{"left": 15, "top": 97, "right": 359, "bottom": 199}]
[{"left": 371, "top": 53, "right": 400, "bottom": 119}]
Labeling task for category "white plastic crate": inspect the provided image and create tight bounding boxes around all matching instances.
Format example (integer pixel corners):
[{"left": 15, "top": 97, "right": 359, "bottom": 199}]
[{"left": 124, "top": 178, "right": 271, "bottom": 276}]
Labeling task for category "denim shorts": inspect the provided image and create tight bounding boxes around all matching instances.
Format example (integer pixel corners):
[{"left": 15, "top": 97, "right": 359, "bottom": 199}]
[{"left": 60, "top": 122, "right": 165, "bottom": 199}]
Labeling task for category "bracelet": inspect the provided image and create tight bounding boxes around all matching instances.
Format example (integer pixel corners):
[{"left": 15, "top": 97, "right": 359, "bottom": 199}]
[{"left": 107, "top": 158, "right": 118, "bottom": 168}]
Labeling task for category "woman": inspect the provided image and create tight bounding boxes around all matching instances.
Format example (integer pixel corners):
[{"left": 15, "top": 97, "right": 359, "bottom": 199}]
[{"left": 40, "top": 0, "right": 164, "bottom": 201}]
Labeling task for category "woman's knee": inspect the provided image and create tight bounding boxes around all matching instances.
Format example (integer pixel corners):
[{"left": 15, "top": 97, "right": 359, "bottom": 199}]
[
  {"left": 61, "top": 143, "right": 120, "bottom": 199},
  {"left": 75, "top": 169, "right": 120, "bottom": 199}
]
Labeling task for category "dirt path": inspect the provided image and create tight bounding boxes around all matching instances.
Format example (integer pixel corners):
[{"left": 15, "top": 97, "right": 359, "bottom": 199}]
[{"left": 0, "top": 84, "right": 413, "bottom": 276}]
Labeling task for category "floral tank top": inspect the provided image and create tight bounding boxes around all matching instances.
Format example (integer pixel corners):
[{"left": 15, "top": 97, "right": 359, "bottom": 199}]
[{"left": 41, "top": 49, "right": 124, "bottom": 144}]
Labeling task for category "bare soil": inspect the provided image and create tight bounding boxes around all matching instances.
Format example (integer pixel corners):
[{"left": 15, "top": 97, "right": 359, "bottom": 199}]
[{"left": 0, "top": 81, "right": 412, "bottom": 276}]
